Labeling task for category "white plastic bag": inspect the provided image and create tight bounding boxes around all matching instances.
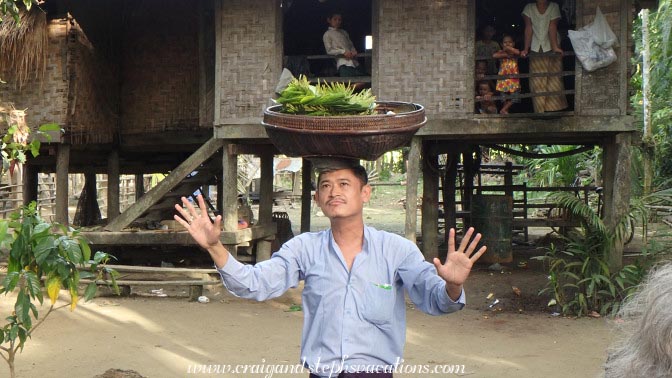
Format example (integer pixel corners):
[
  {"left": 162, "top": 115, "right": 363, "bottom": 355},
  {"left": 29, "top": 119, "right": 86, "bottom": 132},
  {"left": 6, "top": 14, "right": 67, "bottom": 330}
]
[
  {"left": 568, "top": 7, "right": 618, "bottom": 72},
  {"left": 586, "top": 7, "right": 618, "bottom": 49}
]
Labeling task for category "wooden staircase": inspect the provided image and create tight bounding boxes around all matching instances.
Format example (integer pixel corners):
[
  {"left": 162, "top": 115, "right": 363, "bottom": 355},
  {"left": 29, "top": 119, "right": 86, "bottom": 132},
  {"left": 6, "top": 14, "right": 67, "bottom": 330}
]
[{"left": 104, "top": 138, "right": 225, "bottom": 231}]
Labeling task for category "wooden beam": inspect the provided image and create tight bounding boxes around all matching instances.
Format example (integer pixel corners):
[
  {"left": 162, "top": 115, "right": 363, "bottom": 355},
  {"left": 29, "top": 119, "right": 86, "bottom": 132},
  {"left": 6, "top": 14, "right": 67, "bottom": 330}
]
[
  {"left": 55, "top": 144, "right": 70, "bottom": 225},
  {"left": 404, "top": 136, "right": 420, "bottom": 242},
  {"left": 601, "top": 133, "right": 633, "bottom": 271},
  {"left": 301, "top": 158, "right": 312, "bottom": 233},
  {"left": 619, "top": 0, "right": 632, "bottom": 115},
  {"left": 22, "top": 164, "right": 38, "bottom": 204},
  {"left": 421, "top": 146, "right": 439, "bottom": 261},
  {"left": 213, "top": 0, "right": 222, "bottom": 125},
  {"left": 88, "top": 264, "right": 218, "bottom": 274},
  {"left": 228, "top": 143, "right": 279, "bottom": 156},
  {"left": 443, "top": 152, "right": 459, "bottom": 250},
  {"left": 104, "top": 138, "right": 224, "bottom": 231},
  {"left": 214, "top": 124, "right": 269, "bottom": 139},
  {"left": 221, "top": 141, "right": 239, "bottom": 258},
  {"left": 107, "top": 150, "right": 120, "bottom": 221},
  {"left": 256, "top": 151, "right": 275, "bottom": 261},
  {"left": 135, "top": 174, "right": 145, "bottom": 201},
  {"left": 84, "top": 223, "right": 276, "bottom": 246}
]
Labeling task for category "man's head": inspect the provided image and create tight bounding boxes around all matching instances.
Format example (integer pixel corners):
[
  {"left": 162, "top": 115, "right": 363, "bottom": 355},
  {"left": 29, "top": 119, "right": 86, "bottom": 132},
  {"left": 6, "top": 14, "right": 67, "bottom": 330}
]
[{"left": 312, "top": 158, "right": 370, "bottom": 221}]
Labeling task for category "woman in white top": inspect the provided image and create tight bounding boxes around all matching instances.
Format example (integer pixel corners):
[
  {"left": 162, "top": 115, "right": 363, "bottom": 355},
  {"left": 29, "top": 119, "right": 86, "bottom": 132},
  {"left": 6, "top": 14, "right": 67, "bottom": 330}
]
[{"left": 521, "top": 0, "right": 568, "bottom": 113}]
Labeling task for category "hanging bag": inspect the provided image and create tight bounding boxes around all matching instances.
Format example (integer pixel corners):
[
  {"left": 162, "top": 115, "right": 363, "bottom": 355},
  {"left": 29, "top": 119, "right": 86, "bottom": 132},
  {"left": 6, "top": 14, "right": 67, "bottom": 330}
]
[{"left": 568, "top": 7, "right": 618, "bottom": 72}]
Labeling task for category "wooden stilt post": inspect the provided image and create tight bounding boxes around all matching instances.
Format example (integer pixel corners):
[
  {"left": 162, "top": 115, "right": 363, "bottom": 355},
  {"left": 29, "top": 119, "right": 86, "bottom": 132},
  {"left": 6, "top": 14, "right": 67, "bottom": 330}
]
[
  {"left": 107, "top": 150, "right": 120, "bottom": 221},
  {"left": 301, "top": 158, "right": 312, "bottom": 233},
  {"left": 135, "top": 174, "right": 145, "bottom": 201},
  {"left": 222, "top": 142, "right": 239, "bottom": 258},
  {"left": 421, "top": 144, "right": 439, "bottom": 261},
  {"left": 462, "top": 148, "right": 475, "bottom": 229},
  {"left": 404, "top": 136, "right": 421, "bottom": 242},
  {"left": 443, "top": 152, "right": 458, "bottom": 255},
  {"left": 55, "top": 144, "right": 70, "bottom": 225},
  {"left": 22, "top": 164, "right": 38, "bottom": 205},
  {"left": 256, "top": 151, "right": 274, "bottom": 262},
  {"left": 602, "top": 133, "right": 632, "bottom": 271}
]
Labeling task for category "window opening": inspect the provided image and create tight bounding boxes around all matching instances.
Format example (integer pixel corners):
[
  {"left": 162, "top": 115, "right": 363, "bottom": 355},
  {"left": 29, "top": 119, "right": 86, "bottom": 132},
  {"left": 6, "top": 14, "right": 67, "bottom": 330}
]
[
  {"left": 282, "top": 0, "right": 372, "bottom": 84},
  {"left": 475, "top": 0, "right": 576, "bottom": 115}
]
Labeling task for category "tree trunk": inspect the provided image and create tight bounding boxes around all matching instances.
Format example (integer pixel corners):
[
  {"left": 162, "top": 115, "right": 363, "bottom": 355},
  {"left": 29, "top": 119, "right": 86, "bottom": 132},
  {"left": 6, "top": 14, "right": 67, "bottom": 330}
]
[{"left": 642, "top": 9, "right": 654, "bottom": 196}]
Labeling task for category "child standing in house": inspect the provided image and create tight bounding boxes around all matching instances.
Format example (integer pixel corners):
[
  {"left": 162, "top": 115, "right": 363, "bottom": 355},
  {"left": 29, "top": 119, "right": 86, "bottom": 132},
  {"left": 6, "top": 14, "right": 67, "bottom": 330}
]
[
  {"left": 493, "top": 34, "right": 521, "bottom": 114},
  {"left": 323, "top": 12, "right": 367, "bottom": 77},
  {"left": 476, "top": 24, "right": 501, "bottom": 75}
]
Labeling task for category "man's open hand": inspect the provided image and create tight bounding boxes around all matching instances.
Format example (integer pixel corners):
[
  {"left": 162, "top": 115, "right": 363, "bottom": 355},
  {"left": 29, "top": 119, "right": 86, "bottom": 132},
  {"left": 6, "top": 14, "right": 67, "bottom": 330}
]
[
  {"left": 433, "top": 227, "right": 487, "bottom": 300},
  {"left": 174, "top": 195, "right": 222, "bottom": 250}
]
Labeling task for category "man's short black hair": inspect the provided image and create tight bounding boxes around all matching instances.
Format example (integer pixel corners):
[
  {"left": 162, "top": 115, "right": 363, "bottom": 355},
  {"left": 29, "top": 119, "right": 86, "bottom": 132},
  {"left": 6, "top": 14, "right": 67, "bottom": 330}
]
[{"left": 313, "top": 158, "right": 369, "bottom": 186}]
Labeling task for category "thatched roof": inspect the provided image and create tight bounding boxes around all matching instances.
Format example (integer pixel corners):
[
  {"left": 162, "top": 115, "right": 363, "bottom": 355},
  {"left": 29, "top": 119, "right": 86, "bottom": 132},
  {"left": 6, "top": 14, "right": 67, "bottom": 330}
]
[{"left": 0, "top": 7, "right": 48, "bottom": 89}]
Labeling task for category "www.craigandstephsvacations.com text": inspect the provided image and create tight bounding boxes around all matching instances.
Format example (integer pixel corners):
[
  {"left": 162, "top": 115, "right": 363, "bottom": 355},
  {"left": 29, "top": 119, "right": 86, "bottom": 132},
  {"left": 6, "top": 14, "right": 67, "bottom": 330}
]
[{"left": 186, "top": 357, "right": 467, "bottom": 377}]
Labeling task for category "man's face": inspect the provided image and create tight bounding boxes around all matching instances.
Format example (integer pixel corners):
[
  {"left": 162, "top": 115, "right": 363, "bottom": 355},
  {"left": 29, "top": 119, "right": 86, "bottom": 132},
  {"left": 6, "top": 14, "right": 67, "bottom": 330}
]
[
  {"left": 327, "top": 14, "right": 342, "bottom": 29},
  {"left": 315, "top": 168, "right": 371, "bottom": 220}
]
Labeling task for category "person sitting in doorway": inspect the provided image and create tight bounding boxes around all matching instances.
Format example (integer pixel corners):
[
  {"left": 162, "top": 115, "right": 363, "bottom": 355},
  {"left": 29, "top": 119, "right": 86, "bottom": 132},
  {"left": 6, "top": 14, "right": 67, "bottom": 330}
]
[{"left": 323, "top": 12, "right": 368, "bottom": 77}]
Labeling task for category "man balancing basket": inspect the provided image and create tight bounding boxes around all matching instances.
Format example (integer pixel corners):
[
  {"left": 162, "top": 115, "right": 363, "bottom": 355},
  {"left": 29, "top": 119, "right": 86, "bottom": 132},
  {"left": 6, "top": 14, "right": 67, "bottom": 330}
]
[
  {"left": 262, "top": 75, "right": 426, "bottom": 161},
  {"left": 175, "top": 77, "right": 486, "bottom": 378}
]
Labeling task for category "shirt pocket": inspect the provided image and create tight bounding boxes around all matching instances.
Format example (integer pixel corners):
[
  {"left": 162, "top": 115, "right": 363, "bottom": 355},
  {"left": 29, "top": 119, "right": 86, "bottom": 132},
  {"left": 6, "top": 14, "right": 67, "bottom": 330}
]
[{"left": 361, "top": 282, "right": 395, "bottom": 325}]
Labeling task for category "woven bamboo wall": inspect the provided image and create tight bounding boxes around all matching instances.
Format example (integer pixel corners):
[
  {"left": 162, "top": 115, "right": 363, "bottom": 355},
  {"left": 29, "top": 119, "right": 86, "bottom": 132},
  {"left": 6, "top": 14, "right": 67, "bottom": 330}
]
[
  {"left": 0, "top": 19, "right": 69, "bottom": 132},
  {"left": 65, "top": 20, "right": 118, "bottom": 145},
  {"left": 577, "top": 0, "right": 630, "bottom": 116},
  {"left": 217, "top": 0, "right": 282, "bottom": 123},
  {"left": 375, "top": 0, "right": 469, "bottom": 118},
  {"left": 120, "top": 0, "right": 200, "bottom": 135}
]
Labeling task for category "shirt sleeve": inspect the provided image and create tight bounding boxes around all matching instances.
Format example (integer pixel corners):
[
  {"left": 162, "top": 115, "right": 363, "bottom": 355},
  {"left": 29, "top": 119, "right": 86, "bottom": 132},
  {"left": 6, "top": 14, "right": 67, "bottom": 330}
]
[
  {"left": 396, "top": 246, "right": 465, "bottom": 316},
  {"left": 549, "top": 3, "right": 561, "bottom": 20},
  {"left": 216, "top": 238, "right": 303, "bottom": 301},
  {"left": 521, "top": 4, "right": 532, "bottom": 18}
]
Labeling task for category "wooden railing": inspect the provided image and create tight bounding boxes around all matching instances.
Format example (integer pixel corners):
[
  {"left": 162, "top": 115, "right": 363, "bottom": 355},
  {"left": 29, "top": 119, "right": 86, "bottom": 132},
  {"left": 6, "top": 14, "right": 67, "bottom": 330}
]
[
  {"left": 474, "top": 51, "right": 576, "bottom": 114},
  {"left": 286, "top": 52, "right": 372, "bottom": 84}
]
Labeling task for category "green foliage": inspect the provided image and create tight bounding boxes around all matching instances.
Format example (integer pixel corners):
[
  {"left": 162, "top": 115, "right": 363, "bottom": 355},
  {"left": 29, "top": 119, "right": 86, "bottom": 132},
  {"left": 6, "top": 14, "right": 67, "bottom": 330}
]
[
  {"left": 0, "top": 203, "right": 119, "bottom": 376},
  {"left": 533, "top": 192, "right": 652, "bottom": 317},
  {"left": 1, "top": 123, "right": 59, "bottom": 176},
  {"left": 0, "top": 0, "right": 34, "bottom": 23},
  {"left": 523, "top": 145, "right": 599, "bottom": 188},
  {"left": 275, "top": 75, "right": 376, "bottom": 116},
  {"left": 632, "top": 3, "right": 672, "bottom": 186}
]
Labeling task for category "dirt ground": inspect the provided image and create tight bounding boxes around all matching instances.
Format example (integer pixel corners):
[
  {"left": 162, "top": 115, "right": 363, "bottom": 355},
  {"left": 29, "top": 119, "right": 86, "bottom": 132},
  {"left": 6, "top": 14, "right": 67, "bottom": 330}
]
[
  {"left": 1, "top": 184, "right": 644, "bottom": 378},
  {"left": 3, "top": 287, "right": 613, "bottom": 378}
]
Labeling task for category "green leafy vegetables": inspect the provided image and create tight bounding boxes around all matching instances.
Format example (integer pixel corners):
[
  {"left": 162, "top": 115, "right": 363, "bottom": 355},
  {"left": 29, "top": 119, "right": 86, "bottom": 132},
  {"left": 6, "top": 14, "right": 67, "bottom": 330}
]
[{"left": 275, "top": 75, "right": 376, "bottom": 116}]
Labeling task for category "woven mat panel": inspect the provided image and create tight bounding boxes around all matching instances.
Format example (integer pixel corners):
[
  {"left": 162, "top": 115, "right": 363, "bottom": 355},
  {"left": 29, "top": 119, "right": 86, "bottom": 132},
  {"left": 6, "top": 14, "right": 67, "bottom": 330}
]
[
  {"left": 120, "top": 0, "right": 199, "bottom": 135},
  {"left": 65, "top": 21, "right": 118, "bottom": 145},
  {"left": 0, "top": 20, "right": 68, "bottom": 132},
  {"left": 218, "top": 0, "right": 282, "bottom": 122},
  {"left": 578, "top": 0, "right": 626, "bottom": 115},
  {"left": 376, "top": 0, "right": 469, "bottom": 117}
]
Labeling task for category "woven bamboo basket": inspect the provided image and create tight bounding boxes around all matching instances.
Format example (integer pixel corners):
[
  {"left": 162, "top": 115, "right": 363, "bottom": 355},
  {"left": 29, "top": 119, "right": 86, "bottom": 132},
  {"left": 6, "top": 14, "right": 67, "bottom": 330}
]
[{"left": 262, "top": 101, "right": 426, "bottom": 160}]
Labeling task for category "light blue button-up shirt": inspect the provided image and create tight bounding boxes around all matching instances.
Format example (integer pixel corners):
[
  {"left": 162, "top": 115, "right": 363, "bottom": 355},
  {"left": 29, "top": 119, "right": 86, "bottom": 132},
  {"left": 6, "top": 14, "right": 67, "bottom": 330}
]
[{"left": 217, "top": 226, "right": 465, "bottom": 377}]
